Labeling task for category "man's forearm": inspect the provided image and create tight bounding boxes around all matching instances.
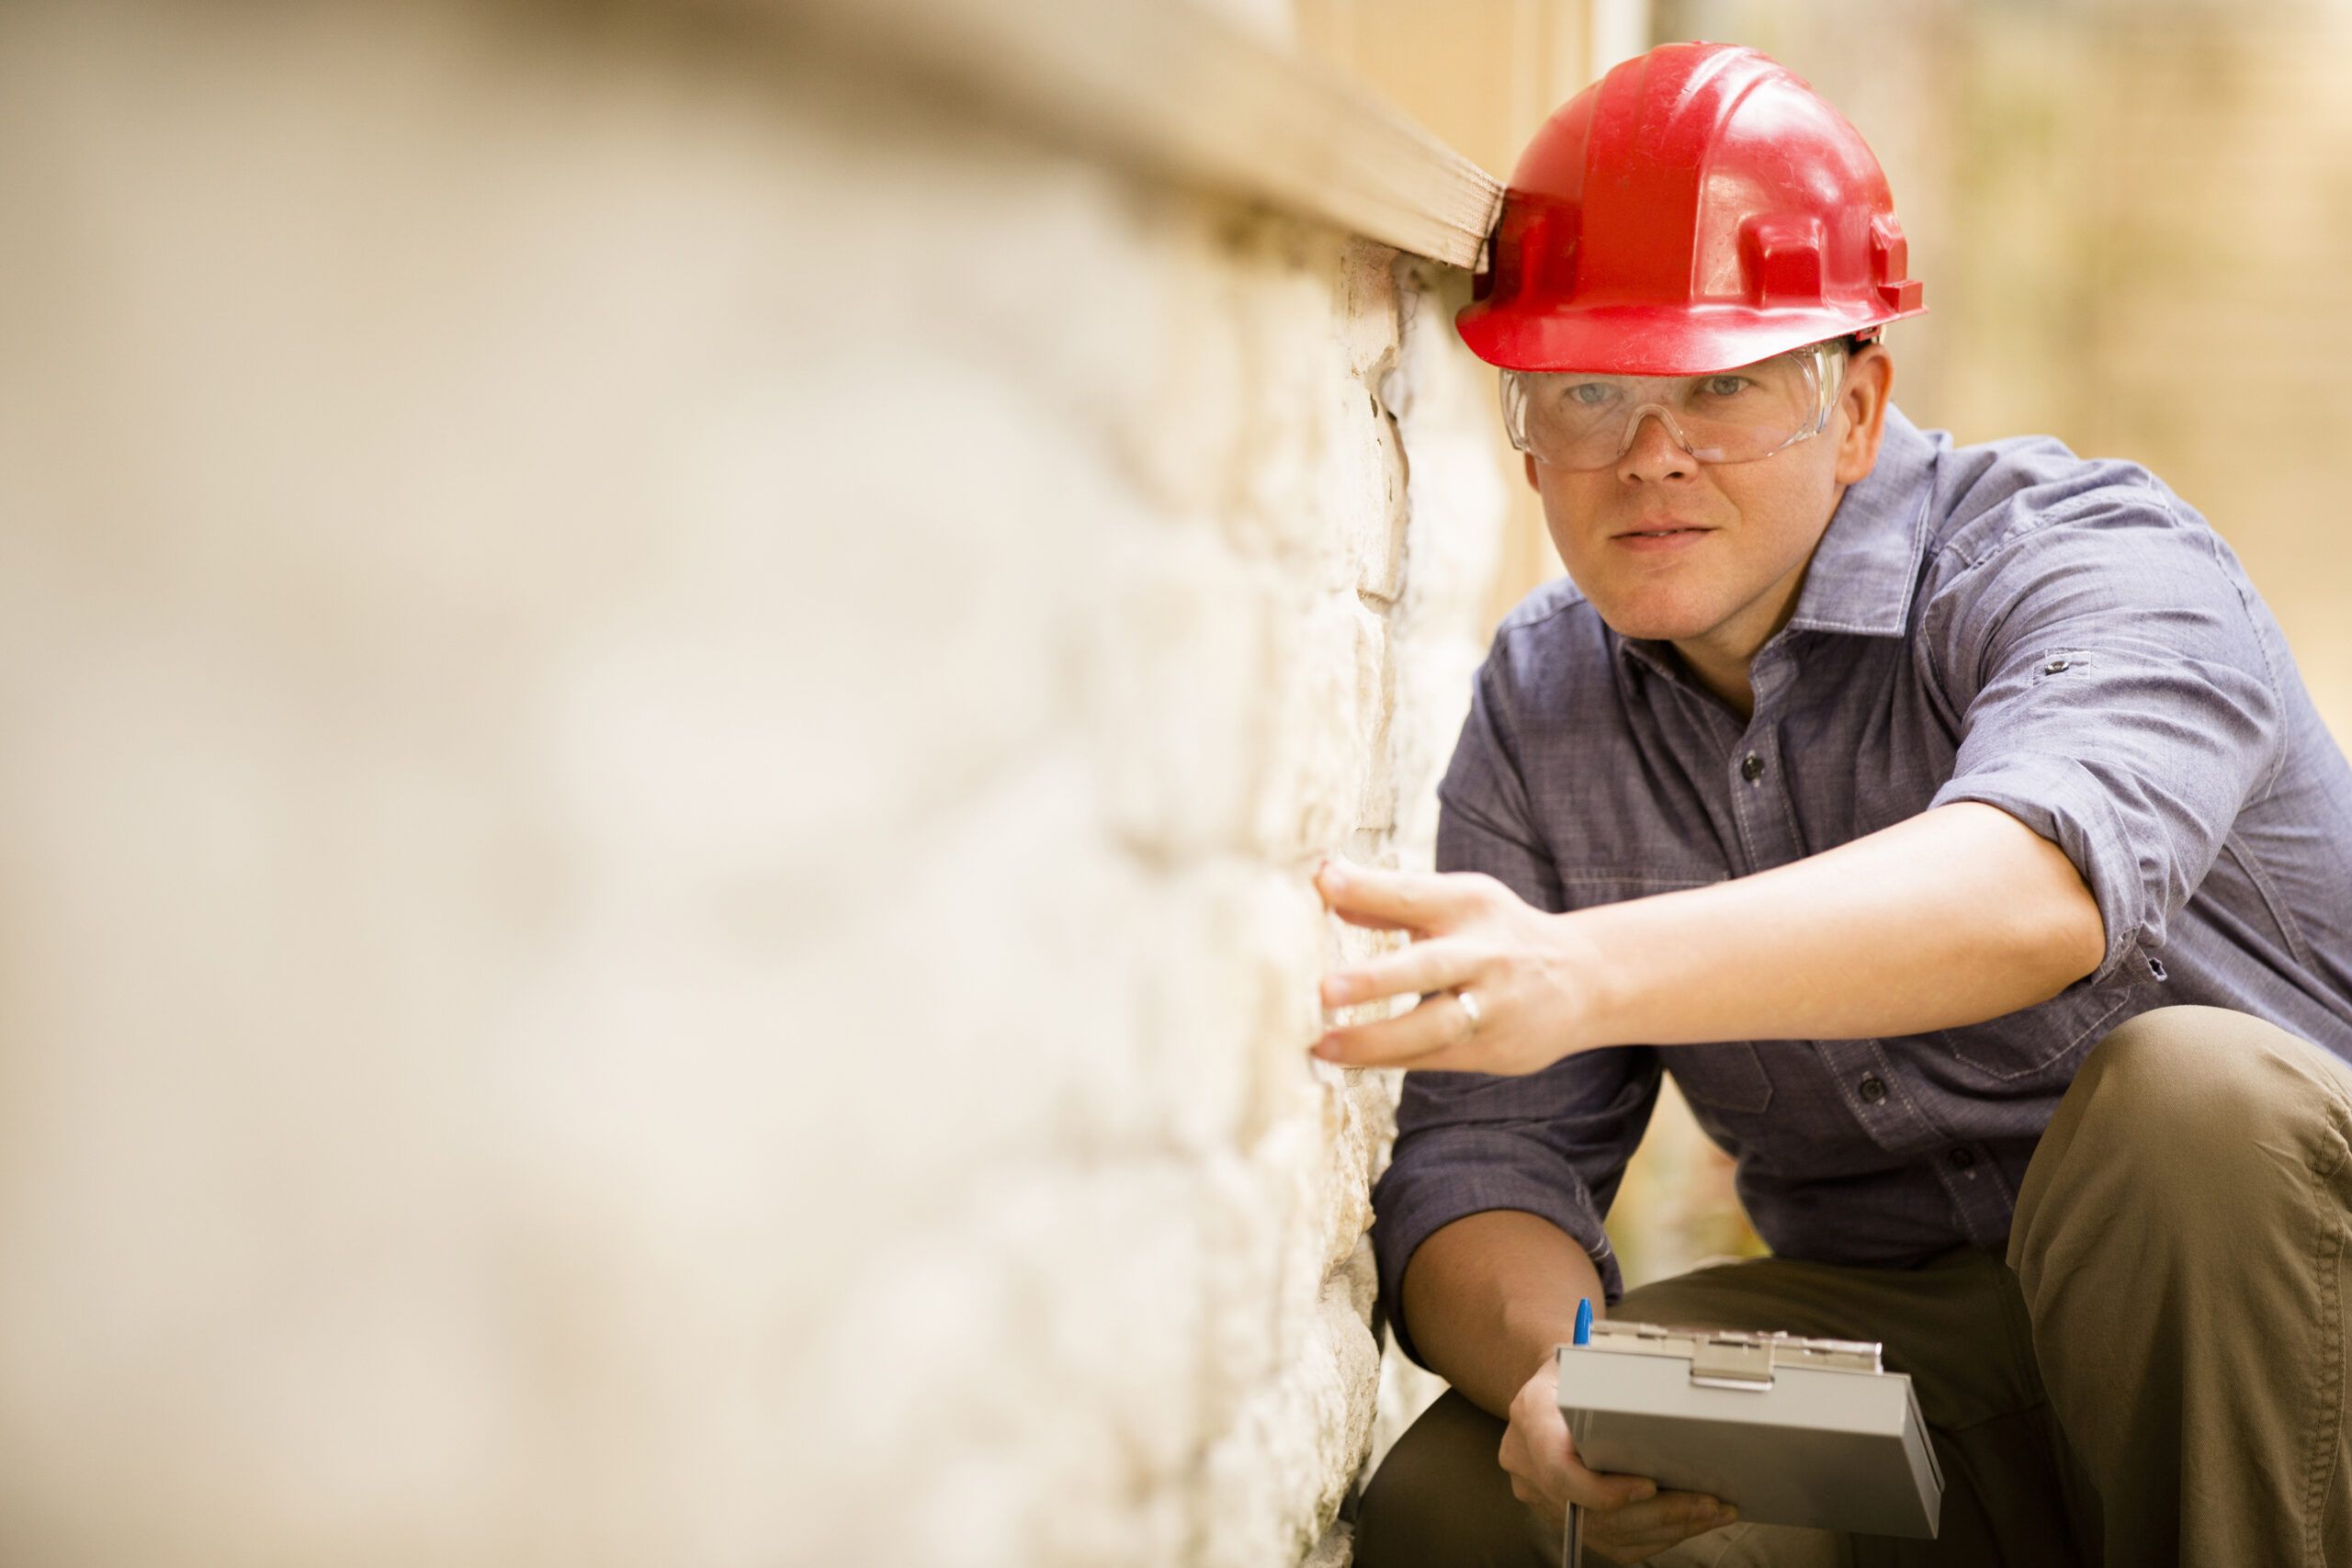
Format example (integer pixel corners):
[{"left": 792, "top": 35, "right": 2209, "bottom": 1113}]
[
  {"left": 1398, "top": 1210, "right": 1606, "bottom": 1418},
  {"left": 1575, "top": 801, "right": 2107, "bottom": 1049}
]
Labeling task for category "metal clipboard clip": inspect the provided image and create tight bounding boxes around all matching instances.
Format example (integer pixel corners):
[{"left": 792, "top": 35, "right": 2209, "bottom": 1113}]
[{"left": 1586, "top": 1320, "right": 1884, "bottom": 1390}]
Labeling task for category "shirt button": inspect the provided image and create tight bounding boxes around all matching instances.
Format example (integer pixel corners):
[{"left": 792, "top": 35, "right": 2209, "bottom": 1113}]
[
  {"left": 1858, "top": 1075, "right": 1887, "bottom": 1104},
  {"left": 1740, "top": 753, "right": 1766, "bottom": 783},
  {"left": 1948, "top": 1147, "right": 1977, "bottom": 1171}
]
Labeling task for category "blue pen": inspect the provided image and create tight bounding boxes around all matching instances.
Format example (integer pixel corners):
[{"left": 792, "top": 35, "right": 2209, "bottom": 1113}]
[{"left": 1565, "top": 1297, "right": 1593, "bottom": 1566}]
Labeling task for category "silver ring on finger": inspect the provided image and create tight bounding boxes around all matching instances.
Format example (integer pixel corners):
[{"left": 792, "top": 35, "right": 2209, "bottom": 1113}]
[{"left": 1453, "top": 986, "right": 1484, "bottom": 1037}]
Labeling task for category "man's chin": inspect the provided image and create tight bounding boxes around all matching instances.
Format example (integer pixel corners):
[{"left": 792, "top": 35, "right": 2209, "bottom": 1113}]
[{"left": 1587, "top": 598, "right": 1721, "bottom": 645}]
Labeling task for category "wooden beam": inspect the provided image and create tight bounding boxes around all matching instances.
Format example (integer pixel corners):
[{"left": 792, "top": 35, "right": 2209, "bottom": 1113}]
[{"left": 765, "top": 0, "right": 1505, "bottom": 268}]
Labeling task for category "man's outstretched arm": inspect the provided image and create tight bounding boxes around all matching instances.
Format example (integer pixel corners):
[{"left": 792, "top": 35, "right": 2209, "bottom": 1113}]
[
  {"left": 1312, "top": 799, "right": 2105, "bottom": 1074},
  {"left": 1571, "top": 798, "right": 2105, "bottom": 1049}
]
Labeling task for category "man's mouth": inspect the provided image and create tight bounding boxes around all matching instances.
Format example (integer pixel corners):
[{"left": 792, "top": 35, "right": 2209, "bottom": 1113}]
[{"left": 1609, "top": 523, "right": 1713, "bottom": 552}]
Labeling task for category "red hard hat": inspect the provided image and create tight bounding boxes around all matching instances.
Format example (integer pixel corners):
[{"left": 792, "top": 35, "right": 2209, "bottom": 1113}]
[{"left": 1456, "top": 41, "right": 1926, "bottom": 376}]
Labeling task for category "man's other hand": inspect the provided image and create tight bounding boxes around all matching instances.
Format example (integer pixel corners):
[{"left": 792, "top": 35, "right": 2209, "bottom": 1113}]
[
  {"left": 1312, "top": 860, "right": 1600, "bottom": 1073},
  {"left": 1502, "top": 1355, "right": 1736, "bottom": 1563}
]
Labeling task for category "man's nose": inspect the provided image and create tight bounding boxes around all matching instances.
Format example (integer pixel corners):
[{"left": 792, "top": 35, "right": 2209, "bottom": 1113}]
[{"left": 1614, "top": 409, "right": 1696, "bottom": 481}]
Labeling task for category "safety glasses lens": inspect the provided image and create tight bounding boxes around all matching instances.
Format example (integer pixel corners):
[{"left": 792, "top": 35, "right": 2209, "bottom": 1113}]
[{"left": 1502, "top": 344, "right": 1841, "bottom": 469}]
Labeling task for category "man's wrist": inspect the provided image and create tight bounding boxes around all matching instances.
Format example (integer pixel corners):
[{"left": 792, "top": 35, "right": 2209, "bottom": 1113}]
[{"left": 1550, "top": 904, "right": 1637, "bottom": 1053}]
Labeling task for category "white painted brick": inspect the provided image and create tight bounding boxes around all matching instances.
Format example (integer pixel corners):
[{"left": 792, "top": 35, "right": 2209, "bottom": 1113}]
[
  {"left": 1250, "top": 587, "right": 1380, "bottom": 863},
  {"left": 1304, "top": 1521, "right": 1357, "bottom": 1568},
  {"left": 783, "top": 1163, "right": 1211, "bottom": 1567},
  {"left": 1085, "top": 524, "right": 1285, "bottom": 861},
  {"left": 1104, "top": 199, "right": 1261, "bottom": 521},
  {"left": 1337, "top": 243, "right": 1405, "bottom": 378},
  {"left": 1391, "top": 263, "right": 1513, "bottom": 642},
  {"left": 1334, "top": 248, "right": 1411, "bottom": 611},
  {"left": 1351, "top": 601, "right": 1403, "bottom": 834},
  {"left": 1344, "top": 400, "right": 1412, "bottom": 608},
  {"left": 1193, "top": 1250, "right": 1384, "bottom": 1568}
]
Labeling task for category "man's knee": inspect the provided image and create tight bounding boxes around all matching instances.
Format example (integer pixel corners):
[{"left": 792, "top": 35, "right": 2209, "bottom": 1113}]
[
  {"left": 2068, "top": 1005, "right": 2345, "bottom": 1169},
  {"left": 1354, "top": 1390, "right": 1550, "bottom": 1568},
  {"left": 2016, "top": 1005, "right": 2352, "bottom": 1273}
]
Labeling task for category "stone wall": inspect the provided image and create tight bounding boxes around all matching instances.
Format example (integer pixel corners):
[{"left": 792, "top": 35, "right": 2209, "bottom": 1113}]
[{"left": 0, "top": 3, "right": 1503, "bottom": 1563}]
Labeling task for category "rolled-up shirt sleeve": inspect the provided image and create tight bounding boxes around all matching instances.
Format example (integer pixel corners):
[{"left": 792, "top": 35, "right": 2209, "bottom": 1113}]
[
  {"left": 1922, "top": 493, "right": 2288, "bottom": 990},
  {"left": 1371, "top": 653, "right": 1661, "bottom": 1369}
]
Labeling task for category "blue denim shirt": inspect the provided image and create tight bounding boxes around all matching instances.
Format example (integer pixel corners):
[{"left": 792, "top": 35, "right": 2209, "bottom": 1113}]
[{"left": 1372, "top": 407, "right": 2352, "bottom": 1366}]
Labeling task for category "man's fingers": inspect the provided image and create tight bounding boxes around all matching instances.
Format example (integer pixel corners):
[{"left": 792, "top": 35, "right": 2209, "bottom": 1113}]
[
  {"left": 1555, "top": 1442, "right": 1658, "bottom": 1511},
  {"left": 1318, "top": 907, "right": 1416, "bottom": 934},
  {"left": 1503, "top": 1357, "right": 1732, "bottom": 1553},
  {"left": 1313, "top": 861, "right": 1475, "bottom": 932},
  {"left": 1313, "top": 990, "right": 1477, "bottom": 1068},
  {"left": 1320, "top": 940, "right": 1475, "bottom": 1010},
  {"left": 1613, "top": 1489, "right": 1730, "bottom": 1529},
  {"left": 1555, "top": 1428, "right": 1669, "bottom": 1513},
  {"left": 1584, "top": 1490, "right": 1736, "bottom": 1555},
  {"left": 1589, "top": 1472, "right": 1663, "bottom": 1510}
]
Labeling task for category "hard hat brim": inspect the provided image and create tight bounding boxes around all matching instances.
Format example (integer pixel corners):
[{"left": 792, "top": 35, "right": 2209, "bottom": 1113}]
[{"left": 1455, "top": 298, "right": 1926, "bottom": 378}]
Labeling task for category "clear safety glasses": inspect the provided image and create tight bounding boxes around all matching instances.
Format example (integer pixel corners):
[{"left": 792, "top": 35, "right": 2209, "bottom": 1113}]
[{"left": 1500, "top": 340, "right": 1849, "bottom": 471}]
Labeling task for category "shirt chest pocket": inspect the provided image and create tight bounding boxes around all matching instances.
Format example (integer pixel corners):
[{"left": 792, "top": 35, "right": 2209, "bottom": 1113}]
[{"left": 1942, "top": 989, "right": 2139, "bottom": 1082}]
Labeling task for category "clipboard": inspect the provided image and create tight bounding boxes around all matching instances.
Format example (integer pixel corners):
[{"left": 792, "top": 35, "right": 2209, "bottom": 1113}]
[{"left": 1555, "top": 1320, "right": 1942, "bottom": 1557}]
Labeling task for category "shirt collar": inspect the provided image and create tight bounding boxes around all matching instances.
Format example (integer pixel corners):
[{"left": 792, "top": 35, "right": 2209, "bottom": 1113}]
[
  {"left": 1781, "top": 403, "right": 1939, "bottom": 638},
  {"left": 1612, "top": 405, "right": 1940, "bottom": 678}
]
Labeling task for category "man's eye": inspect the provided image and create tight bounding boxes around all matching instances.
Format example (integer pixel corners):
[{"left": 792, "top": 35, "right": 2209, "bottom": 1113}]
[
  {"left": 1700, "top": 375, "right": 1752, "bottom": 398},
  {"left": 1566, "top": 382, "right": 1616, "bottom": 406}
]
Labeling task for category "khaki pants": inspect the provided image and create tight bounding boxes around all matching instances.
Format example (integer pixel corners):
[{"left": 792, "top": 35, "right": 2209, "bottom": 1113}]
[{"left": 1353, "top": 1007, "right": 2352, "bottom": 1566}]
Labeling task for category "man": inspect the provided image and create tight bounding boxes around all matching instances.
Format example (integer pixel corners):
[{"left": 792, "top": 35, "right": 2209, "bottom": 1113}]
[{"left": 1315, "top": 41, "right": 2352, "bottom": 1568}]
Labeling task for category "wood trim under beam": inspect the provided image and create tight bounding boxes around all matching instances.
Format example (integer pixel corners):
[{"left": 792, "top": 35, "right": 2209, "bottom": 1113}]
[{"left": 768, "top": 0, "right": 1506, "bottom": 269}]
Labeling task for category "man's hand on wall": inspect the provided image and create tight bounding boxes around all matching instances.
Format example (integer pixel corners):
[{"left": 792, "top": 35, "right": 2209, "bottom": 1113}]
[
  {"left": 1501, "top": 1355, "right": 1735, "bottom": 1562},
  {"left": 1312, "top": 860, "right": 1601, "bottom": 1074}
]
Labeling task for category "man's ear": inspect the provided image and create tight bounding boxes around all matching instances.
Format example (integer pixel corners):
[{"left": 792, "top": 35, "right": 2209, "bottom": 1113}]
[
  {"left": 1524, "top": 452, "right": 1541, "bottom": 491},
  {"left": 1833, "top": 344, "right": 1894, "bottom": 486}
]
